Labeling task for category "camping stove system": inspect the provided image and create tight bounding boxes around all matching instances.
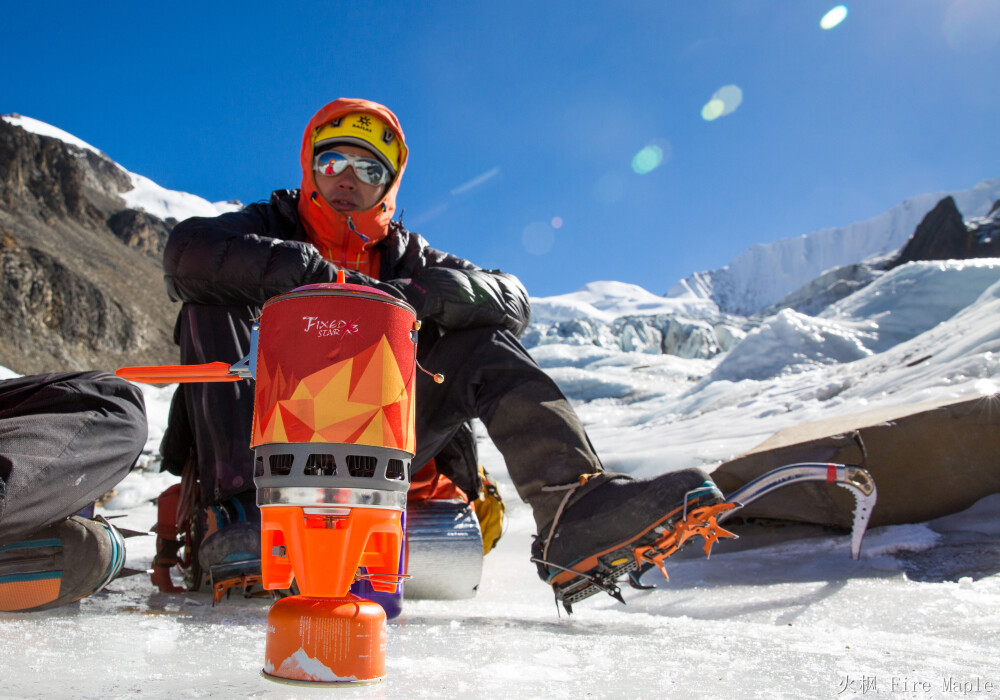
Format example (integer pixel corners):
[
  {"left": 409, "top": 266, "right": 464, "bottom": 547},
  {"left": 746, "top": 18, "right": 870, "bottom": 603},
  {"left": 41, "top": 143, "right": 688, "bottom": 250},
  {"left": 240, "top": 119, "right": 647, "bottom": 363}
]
[
  {"left": 249, "top": 278, "right": 419, "bottom": 685},
  {"left": 121, "top": 273, "right": 421, "bottom": 686}
]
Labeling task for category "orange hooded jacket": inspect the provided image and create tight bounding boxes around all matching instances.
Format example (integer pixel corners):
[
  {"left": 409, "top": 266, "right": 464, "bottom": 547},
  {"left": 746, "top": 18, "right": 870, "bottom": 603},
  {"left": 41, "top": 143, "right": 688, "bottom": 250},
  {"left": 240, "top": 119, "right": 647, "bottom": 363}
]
[
  {"left": 297, "top": 98, "right": 409, "bottom": 279},
  {"left": 297, "top": 100, "right": 469, "bottom": 505}
]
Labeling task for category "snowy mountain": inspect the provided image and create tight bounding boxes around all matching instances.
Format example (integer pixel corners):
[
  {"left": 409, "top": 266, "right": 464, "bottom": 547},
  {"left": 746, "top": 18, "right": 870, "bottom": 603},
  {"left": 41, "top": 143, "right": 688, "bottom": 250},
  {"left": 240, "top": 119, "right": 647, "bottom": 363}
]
[
  {"left": 668, "top": 177, "right": 1000, "bottom": 315},
  {"left": 526, "top": 189, "right": 1000, "bottom": 362},
  {"left": 2, "top": 114, "right": 241, "bottom": 222}
]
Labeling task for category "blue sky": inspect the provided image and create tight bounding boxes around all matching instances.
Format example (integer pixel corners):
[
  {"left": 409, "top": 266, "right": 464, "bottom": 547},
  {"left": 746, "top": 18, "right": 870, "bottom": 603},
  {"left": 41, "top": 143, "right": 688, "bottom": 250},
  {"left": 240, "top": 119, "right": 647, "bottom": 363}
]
[{"left": 3, "top": 1, "right": 999, "bottom": 297}]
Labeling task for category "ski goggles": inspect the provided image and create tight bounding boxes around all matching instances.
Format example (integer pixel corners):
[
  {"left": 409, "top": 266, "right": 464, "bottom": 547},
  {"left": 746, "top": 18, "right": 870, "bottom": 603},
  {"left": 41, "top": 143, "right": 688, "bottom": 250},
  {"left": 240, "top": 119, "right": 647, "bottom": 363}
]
[{"left": 313, "top": 150, "right": 390, "bottom": 186}]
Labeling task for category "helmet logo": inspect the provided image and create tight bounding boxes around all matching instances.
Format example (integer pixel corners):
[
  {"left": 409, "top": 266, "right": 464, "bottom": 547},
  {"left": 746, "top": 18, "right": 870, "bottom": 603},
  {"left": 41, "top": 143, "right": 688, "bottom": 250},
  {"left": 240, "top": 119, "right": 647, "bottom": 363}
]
[
  {"left": 381, "top": 130, "right": 395, "bottom": 145},
  {"left": 355, "top": 115, "right": 373, "bottom": 131}
]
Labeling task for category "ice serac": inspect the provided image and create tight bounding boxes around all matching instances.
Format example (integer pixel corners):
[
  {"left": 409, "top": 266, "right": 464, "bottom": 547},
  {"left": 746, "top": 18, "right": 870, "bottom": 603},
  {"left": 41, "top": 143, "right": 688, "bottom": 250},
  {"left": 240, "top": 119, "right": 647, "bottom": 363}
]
[
  {"left": 525, "top": 280, "right": 746, "bottom": 360},
  {"left": 668, "top": 178, "right": 1000, "bottom": 316},
  {"left": 708, "top": 309, "right": 875, "bottom": 382},
  {"left": 762, "top": 262, "right": 883, "bottom": 317},
  {"left": 522, "top": 312, "right": 749, "bottom": 360},
  {"left": 709, "top": 260, "right": 1000, "bottom": 382}
]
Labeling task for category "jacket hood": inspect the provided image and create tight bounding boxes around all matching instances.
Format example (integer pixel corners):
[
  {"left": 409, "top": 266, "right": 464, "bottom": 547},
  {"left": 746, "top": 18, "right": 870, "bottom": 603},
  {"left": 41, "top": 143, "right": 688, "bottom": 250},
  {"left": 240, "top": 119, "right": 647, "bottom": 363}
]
[{"left": 297, "top": 98, "right": 408, "bottom": 270}]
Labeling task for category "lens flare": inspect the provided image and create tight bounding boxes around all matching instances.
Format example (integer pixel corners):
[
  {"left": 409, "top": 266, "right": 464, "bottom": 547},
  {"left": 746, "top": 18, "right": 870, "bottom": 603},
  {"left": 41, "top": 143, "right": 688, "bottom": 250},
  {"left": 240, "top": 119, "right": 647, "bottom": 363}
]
[
  {"left": 522, "top": 221, "right": 555, "bottom": 256},
  {"left": 631, "top": 145, "right": 664, "bottom": 174},
  {"left": 701, "top": 85, "right": 742, "bottom": 122},
  {"left": 820, "top": 5, "right": 848, "bottom": 30},
  {"left": 701, "top": 99, "right": 725, "bottom": 121},
  {"left": 551, "top": 216, "right": 564, "bottom": 229}
]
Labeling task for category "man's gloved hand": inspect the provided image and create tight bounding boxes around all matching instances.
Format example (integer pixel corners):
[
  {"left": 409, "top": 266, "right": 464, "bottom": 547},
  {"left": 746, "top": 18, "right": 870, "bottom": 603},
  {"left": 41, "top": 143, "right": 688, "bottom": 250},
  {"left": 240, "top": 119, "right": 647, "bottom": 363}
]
[{"left": 392, "top": 267, "right": 531, "bottom": 337}]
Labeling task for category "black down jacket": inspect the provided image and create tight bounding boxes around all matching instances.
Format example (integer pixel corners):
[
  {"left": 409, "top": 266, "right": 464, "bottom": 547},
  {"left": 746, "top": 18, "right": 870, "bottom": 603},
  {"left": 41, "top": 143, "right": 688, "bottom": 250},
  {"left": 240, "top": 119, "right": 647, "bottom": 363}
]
[{"left": 163, "top": 190, "right": 531, "bottom": 337}]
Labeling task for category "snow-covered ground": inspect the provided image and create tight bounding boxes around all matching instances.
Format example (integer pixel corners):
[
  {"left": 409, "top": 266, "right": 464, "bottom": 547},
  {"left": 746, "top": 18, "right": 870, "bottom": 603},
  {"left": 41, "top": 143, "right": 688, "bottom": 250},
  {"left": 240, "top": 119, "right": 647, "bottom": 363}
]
[{"left": 4, "top": 259, "right": 1000, "bottom": 698}]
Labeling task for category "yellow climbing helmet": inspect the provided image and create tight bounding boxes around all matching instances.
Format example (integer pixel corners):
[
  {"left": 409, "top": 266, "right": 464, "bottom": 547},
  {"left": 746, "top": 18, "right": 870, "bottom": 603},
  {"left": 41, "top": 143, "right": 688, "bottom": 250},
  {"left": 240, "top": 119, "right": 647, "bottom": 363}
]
[{"left": 312, "top": 112, "right": 402, "bottom": 175}]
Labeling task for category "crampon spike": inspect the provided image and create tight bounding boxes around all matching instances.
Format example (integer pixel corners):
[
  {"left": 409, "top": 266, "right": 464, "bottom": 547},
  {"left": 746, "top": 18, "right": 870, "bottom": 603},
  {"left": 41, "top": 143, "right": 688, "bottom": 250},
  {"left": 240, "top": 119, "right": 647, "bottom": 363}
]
[
  {"left": 633, "top": 502, "right": 739, "bottom": 581},
  {"left": 113, "top": 527, "right": 150, "bottom": 539},
  {"left": 627, "top": 568, "right": 656, "bottom": 590},
  {"left": 211, "top": 574, "right": 265, "bottom": 606},
  {"left": 115, "top": 567, "right": 148, "bottom": 580},
  {"left": 545, "top": 463, "right": 877, "bottom": 613},
  {"left": 544, "top": 500, "right": 741, "bottom": 613}
]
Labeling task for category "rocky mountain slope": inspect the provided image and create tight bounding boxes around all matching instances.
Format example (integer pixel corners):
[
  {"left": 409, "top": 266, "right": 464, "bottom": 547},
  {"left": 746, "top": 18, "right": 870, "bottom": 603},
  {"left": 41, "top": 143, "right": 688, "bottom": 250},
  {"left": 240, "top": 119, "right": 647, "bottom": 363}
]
[{"left": 1, "top": 117, "right": 187, "bottom": 374}]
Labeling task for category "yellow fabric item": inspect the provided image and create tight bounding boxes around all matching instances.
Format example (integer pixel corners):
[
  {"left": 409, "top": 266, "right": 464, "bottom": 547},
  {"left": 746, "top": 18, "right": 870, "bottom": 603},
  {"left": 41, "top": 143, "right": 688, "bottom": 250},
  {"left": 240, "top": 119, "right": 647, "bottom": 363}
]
[
  {"left": 474, "top": 464, "right": 506, "bottom": 555},
  {"left": 313, "top": 112, "right": 402, "bottom": 173}
]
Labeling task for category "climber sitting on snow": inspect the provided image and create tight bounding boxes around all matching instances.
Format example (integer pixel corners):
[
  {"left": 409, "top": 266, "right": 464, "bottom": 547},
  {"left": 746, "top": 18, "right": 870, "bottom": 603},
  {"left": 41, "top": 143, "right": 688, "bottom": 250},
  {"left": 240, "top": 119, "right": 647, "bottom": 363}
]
[{"left": 159, "top": 97, "right": 724, "bottom": 603}]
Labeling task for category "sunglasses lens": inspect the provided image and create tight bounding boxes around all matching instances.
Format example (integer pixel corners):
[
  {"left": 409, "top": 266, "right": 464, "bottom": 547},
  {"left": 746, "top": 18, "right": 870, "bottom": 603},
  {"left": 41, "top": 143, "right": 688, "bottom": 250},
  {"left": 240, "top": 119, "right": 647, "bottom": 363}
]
[
  {"left": 315, "top": 151, "right": 348, "bottom": 176},
  {"left": 314, "top": 151, "right": 388, "bottom": 185},
  {"left": 355, "top": 161, "right": 386, "bottom": 186}
]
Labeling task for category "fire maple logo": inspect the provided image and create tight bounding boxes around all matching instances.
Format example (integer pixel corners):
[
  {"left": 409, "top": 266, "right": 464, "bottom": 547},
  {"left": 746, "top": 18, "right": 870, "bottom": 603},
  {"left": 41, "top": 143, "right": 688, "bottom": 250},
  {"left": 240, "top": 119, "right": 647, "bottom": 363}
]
[{"left": 302, "top": 316, "right": 359, "bottom": 338}]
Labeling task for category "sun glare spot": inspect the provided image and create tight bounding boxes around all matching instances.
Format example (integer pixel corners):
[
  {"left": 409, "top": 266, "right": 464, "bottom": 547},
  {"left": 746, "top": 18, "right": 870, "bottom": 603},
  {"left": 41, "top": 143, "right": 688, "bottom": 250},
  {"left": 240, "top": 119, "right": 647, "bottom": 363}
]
[
  {"left": 551, "top": 216, "right": 563, "bottom": 229},
  {"left": 820, "top": 5, "right": 848, "bottom": 30},
  {"left": 717, "top": 85, "right": 743, "bottom": 113},
  {"left": 522, "top": 221, "right": 555, "bottom": 256},
  {"left": 701, "top": 85, "right": 742, "bottom": 121},
  {"left": 631, "top": 145, "right": 664, "bottom": 174},
  {"left": 701, "top": 99, "right": 724, "bottom": 121},
  {"left": 974, "top": 378, "right": 998, "bottom": 396}
]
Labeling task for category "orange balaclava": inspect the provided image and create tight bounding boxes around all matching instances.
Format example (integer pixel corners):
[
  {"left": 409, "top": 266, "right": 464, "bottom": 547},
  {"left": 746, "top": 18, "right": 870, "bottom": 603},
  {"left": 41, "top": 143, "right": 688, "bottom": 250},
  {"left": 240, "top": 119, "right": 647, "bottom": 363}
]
[{"left": 297, "top": 98, "right": 408, "bottom": 278}]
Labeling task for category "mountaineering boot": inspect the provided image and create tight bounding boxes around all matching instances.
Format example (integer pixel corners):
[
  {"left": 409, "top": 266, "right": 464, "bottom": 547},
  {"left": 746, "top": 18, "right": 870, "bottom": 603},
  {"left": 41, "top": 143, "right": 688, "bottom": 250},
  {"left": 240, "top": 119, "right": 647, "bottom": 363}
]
[
  {"left": 0, "top": 515, "right": 127, "bottom": 612},
  {"left": 196, "top": 493, "right": 264, "bottom": 602},
  {"left": 531, "top": 468, "right": 725, "bottom": 612}
]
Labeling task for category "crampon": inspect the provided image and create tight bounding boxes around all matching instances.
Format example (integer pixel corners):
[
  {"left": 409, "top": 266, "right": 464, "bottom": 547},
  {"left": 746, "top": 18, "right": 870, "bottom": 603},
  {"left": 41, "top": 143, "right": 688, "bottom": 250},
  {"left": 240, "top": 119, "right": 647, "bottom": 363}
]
[
  {"left": 209, "top": 561, "right": 268, "bottom": 605},
  {"left": 537, "top": 453, "right": 878, "bottom": 614},
  {"left": 537, "top": 499, "right": 740, "bottom": 615}
]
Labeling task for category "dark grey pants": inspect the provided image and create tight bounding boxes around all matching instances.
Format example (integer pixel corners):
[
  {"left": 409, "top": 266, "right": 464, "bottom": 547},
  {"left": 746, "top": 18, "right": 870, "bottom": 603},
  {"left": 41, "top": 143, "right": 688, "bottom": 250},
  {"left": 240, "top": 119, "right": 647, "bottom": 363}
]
[
  {"left": 0, "top": 372, "right": 148, "bottom": 544},
  {"left": 166, "top": 304, "right": 608, "bottom": 531}
]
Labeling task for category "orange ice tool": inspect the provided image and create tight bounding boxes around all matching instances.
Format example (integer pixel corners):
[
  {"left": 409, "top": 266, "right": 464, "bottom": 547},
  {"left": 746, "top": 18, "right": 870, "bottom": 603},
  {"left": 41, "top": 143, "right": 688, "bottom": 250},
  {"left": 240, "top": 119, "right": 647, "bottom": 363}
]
[{"left": 116, "top": 362, "right": 241, "bottom": 384}]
